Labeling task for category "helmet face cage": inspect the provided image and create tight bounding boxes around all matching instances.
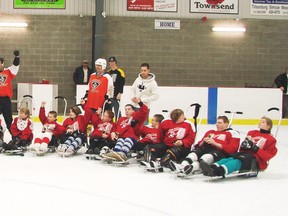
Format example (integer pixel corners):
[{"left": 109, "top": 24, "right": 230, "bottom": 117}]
[{"left": 95, "top": 58, "right": 107, "bottom": 70}]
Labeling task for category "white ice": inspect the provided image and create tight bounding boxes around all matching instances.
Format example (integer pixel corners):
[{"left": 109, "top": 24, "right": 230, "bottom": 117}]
[{"left": 1, "top": 123, "right": 287, "bottom": 216}]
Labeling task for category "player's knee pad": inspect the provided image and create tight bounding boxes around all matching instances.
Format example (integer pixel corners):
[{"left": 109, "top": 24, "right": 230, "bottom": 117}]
[
  {"left": 200, "top": 154, "right": 214, "bottom": 164},
  {"left": 185, "top": 152, "right": 198, "bottom": 164}
]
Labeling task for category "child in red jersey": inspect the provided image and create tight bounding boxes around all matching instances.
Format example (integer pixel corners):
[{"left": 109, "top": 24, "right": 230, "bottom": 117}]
[
  {"left": 143, "top": 109, "right": 196, "bottom": 170},
  {"left": 170, "top": 115, "right": 240, "bottom": 175},
  {"left": 201, "top": 117, "right": 277, "bottom": 177},
  {"left": 3, "top": 108, "right": 33, "bottom": 151},
  {"left": 30, "top": 102, "right": 65, "bottom": 155},
  {"left": 57, "top": 105, "right": 88, "bottom": 156},
  {"left": 102, "top": 97, "right": 148, "bottom": 161},
  {"left": 132, "top": 114, "right": 164, "bottom": 161},
  {"left": 84, "top": 108, "right": 117, "bottom": 159}
]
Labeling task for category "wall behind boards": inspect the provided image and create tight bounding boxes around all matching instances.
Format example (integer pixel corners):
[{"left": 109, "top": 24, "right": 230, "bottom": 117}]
[{"left": 1, "top": 15, "right": 287, "bottom": 111}]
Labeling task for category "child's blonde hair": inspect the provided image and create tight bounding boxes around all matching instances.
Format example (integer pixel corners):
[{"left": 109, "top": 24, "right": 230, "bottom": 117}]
[{"left": 20, "top": 108, "right": 30, "bottom": 117}]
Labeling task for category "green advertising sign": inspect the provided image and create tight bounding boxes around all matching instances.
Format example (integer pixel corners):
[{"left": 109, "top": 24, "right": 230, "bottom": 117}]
[{"left": 14, "top": 0, "right": 66, "bottom": 9}]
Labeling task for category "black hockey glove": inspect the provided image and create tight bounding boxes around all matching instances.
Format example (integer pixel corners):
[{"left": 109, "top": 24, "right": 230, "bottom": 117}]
[
  {"left": 14, "top": 50, "right": 20, "bottom": 57},
  {"left": 240, "top": 137, "right": 259, "bottom": 152},
  {"left": 13, "top": 50, "right": 20, "bottom": 66}
]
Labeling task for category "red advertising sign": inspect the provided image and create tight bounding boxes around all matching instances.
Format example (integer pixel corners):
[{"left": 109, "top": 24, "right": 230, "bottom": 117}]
[{"left": 127, "top": 0, "right": 154, "bottom": 11}]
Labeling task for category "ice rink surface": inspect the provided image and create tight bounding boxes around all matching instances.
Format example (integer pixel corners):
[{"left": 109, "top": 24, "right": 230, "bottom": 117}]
[{"left": 1, "top": 123, "right": 287, "bottom": 216}]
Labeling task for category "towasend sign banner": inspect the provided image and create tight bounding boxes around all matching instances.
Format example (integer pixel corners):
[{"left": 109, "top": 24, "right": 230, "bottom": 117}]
[
  {"left": 190, "top": 0, "right": 239, "bottom": 14},
  {"left": 14, "top": 0, "right": 66, "bottom": 9},
  {"left": 250, "top": 0, "right": 288, "bottom": 16},
  {"left": 127, "top": 0, "right": 178, "bottom": 12}
]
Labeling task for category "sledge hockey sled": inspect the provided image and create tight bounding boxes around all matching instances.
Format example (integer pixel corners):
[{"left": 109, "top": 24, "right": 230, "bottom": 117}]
[
  {"left": 101, "top": 157, "right": 130, "bottom": 166},
  {"left": 4, "top": 149, "right": 25, "bottom": 157}
]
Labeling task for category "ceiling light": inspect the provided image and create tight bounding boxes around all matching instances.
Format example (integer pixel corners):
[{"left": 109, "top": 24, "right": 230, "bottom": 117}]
[
  {"left": 212, "top": 27, "right": 246, "bottom": 32},
  {"left": 0, "top": 22, "right": 28, "bottom": 28}
]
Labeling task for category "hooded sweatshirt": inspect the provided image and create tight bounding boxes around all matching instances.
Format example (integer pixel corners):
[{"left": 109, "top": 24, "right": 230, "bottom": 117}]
[{"left": 131, "top": 73, "right": 159, "bottom": 108}]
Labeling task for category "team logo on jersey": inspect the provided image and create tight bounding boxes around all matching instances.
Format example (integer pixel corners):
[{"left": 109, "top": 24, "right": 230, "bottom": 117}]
[
  {"left": 215, "top": 134, "right": 226, "bottom": 141},
  {"left": 168, "top": 127, "right": 186, "bottom": 139},
  {"left": 120, "top": 119, "right": 130, "bottom": 128},
  {"left": 145, "top": 133, "right": 157, "bottom": 143},
  {"left": 0, "top": 74, "right": 7, "bottom": 84},
  {"left": 92, "top": 80, "right": 100, "bottom": 90},
  {"left": 17, "top": 118, "right": 29, "bottom": 131},
  {"left": 99, "top": 122, "right": 113, "bottom": 134},
  {"left": 42, "top": 124, "right": 56, "bottom": 133}
]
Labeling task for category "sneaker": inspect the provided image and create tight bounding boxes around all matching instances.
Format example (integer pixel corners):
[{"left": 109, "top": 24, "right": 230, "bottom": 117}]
[
  {"left": 66, "top": 146, "right": 75, "bottom": 154},
  {"left": 57, "top": 144, "right": 68, "bottom": 153},
  {"left": 39, "top": 143, "right": 48, "bottom": 153},
  {"left": 100, "top": 146, "right": 110, "bottom": 157},
  {"left": 34, "top": 143, "right": 41, "bottom": 153},
  {"left": 29, "top": 143, "right": 36, "bottom": 151},
  {"left": 64, "top": 146, "right": 75, "bottom": 157}
]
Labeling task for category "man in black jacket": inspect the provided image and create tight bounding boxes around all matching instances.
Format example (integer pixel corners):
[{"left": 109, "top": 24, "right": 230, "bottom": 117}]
[
  {"left": 73, "top": 60, "right": 93, "bottom": 84},
  {"left": 274, "top": 66, "right": 288, "bottom": 118}
]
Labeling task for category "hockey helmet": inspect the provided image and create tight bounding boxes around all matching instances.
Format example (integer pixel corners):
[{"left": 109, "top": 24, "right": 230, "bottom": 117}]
[{"left": 95, "top": 58, "right": 107, "bottom": 70}]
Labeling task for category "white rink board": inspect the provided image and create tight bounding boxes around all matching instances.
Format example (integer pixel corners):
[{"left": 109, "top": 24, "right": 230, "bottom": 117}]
[
  {"left": 217, "top": 88, "right": 282, "bottom": 119},
  {"left": 76, "top": 85, "right": 282, "bottom": 122},
  {"left": 122, "top": 86, "right": 208, "bottom": 119}
]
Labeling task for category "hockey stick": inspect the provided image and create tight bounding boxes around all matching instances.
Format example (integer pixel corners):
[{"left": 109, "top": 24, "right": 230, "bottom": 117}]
[
  {"left": 224, "top": 110, "right": 243, "bottom": 128},
  {"left": 266, "top": 107, "right": 282, "bottom": 138}
]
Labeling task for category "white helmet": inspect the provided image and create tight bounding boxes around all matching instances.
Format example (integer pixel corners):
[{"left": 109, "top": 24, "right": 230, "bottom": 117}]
[{"left": 95, "top": 58, "right": 107, "bottom": 70}]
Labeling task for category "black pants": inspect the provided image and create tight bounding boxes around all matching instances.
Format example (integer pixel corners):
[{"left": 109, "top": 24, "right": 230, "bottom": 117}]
[
  {"left": 231, "top": 152, "right": 259, "bottom": 171},
  {"left": 192, "top": 143, "right": 228, "bottom": 162},
  {"left": 150, "top": 143, "right": 190, "bottom": 162},
  {"left": 89, "top": 137, "right": 115, "bottom": 150},
  {"left": 0, "top": 97, "right": 13, "bottom": 131}
]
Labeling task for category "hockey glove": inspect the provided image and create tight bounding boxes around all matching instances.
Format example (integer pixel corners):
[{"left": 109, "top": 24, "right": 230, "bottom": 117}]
[
  {"left": 13, "top": 50, "right": 20, "bottom": 66},
  {"left": 240, "top": 137, "right": 259, "bottom": 152},
  {"left": 14, "top": 50, "right": 20, "bottom": 57}
]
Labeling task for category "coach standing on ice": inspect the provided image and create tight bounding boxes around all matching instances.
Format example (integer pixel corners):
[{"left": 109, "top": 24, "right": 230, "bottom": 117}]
[
  {"left": 131, "top": 63, "right": 159, "bottom": 124},
  {"left": 0, "top": 50, "right": 20, "bottom": 132}
]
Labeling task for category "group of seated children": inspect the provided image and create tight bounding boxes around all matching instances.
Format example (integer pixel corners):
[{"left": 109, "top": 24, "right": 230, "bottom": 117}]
[
  {"left": 139, "top": 112, "right": 277, "bottom": 178},
  {"left": 0, "top": 98, "right": 278, "bottom": 178}
]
